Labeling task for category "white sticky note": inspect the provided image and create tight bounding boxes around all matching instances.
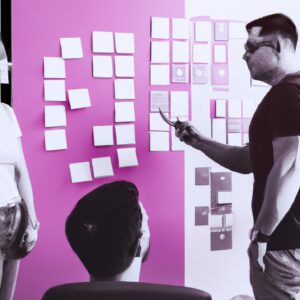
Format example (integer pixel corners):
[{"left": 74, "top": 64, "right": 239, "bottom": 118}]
[
  {"left": 193, "top": 44, "right": 210, "bottom": 63},
  {"left": 213, "top": 44, "right": 227, "bottom": 63},
  {"left": 195, "top": 21, "right": 211, "bottom": 42},
  {"left": 228, "top": 99, "right": 242, "bottom": 118},
  {"left": 212, "top": 119, "right": 226, "bottom": 144},
  {"left": 115, "top": 124, "right": 136, "bottom": 145},
  {"left": 117, "top": 147, "right": 138, "bottom": 167},
  {"left": 172, "top": 41, "right": 189, "bottom": 63},
  {"left": 69, "top": 162, "right": 92, "bottom": 183},
  {"left": 115, "top": 56, "right": 135, "bottom": 77},
  {"left": 170, "top": 91, "right": 189, "bottom": 118},
  {"left": 92, "top": 157, "right": 114, "bottom": 178},
  {"left": 228, "top": 133, "right": 242, "bottom": 146},
  {"left": 45, "top": 105, "right": 66, "bottom": 127},
  {"left": 44, "top": 80, "right": 66, "bottom": 101},
  {"left": 150, "top": 64, "right": 170, "bottom": 85},
  {"left": 172, "top": 18, "right": 189, "bottom": 39},
  {"left": 68, "top": 89, "right": 91, "bottom": 109},
  {"left": 44, "top": 57, "right": 66, "bottom": 78},
  {"left": 242, "top": 100, "right": 256, "bottom": 118},
  {"left": 229, "top": 22, "right": 248, "bottom": 39},
  {"left": 92, "top": 31, "right": 114, "bottom": 53},
  {"left": 60, "top": 37, "right": 83, "bottom": 59},
  {"left": 218, "top": 191, "right": 232, "bottom": 204},
  {"left": 114, "top": 79, "right": 135, "bottom": 99},
  {"left": 93, "top": 56, "right": 113, "bottom": 78},
  {"left": 151, "top": 17, "right": 169, "bottom": 39},
  {"left": 150, "top": 132, "right": 170, "bottom": 151},
  {"left": 150, "top": 91, "right": 169, "bottom": 112},
  {"left": 225, "top": 213, "right": 234, "bottom": 227},
  {"left": 172, "top": 64, "right": 189, "bottom": 83},
  {"left": 115, "top": 33, "right": 135, "bottom": 54},
  {"left": 45, "top": 129, "right": 67, "bottom": 151},
  {"left": 151, "top": 41, "right": 170, "bottom": 63},
  {"left": 215, "top": 99, "right": 227, "bottom": 118},
  {"left": 115, "top": 102, "right": 135, "bottom": 122},
  {"left": 210, "top": 215, "right": 223, "bottom": 228},
  {"left": 93, "top": 126, "right": 114, "bottom": 146},
  {"left": 150, "top": 113, "right": 170, "bottom": 131},
  {"left": 171, "top": 126, "right": 186, "bottom": 151}
]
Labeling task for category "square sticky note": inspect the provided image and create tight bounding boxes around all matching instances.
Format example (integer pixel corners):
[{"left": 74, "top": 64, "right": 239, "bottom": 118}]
[
  {"left": 172, "top": 18, "right": 189, "bottom": 39},
  {"left": 150, "top": 113, "right": 170, "bottom": 131},
  {"left": 228, "top": 119, "right": 242, "bottom": 133},
  {"left": 172, "top": 64, "right": 189, "bottom": 83},
  {"left": 69, "top": 162, "right": 92, "bottom": 183},
  {"left": 150, "top": 64, "right": 170, "bottom": 85},
  {"left": 195, "top": 167, "right": 210, "bottom": 185},
  {"left": 93, "top": 126, "right": 114, "bottom": 146},
  {"left": 117, "top": 147, "right": 138, "bottom": 167},
  {"left": 170, "top": 91, "right": 189, "bottom": 118},
  {"left": 195, "top": 21, "right": 211, "bottom": 42},
  {"left": 215, "top": 99, "right": 226, "bottom": 118},
  {"left": 45, "top": 129, "right": 67, "bottom": 151},
  {"left": 44, "top": 80, "right": 66, "bottom": 101},
  {"left": 150, "top": 91, "right": 169, "bottom": 113},
  {"left": 193, "top": 44, "right": 210, "bottom": 63},
  {"left": 218, "top": 191, "right": 232, "bottom": 204},
  {"left": 93, "top": 56, "right": 113, "bottom": 78},
  {"left": 68, "top": 88, "right": 91, "bottom": 109},
  {"left": 172, "top": 41, "right": 189, "bottom": 63},
  {"left": 213, "top": 44, "right": 227, "bottom": 63},
  {"left": 92, "top": 31, "right": 114, "bottom": 53},
  {"left": 92, "top": 157, "right": 114, "bottom": 178},
  {"left": 212, "top": 119, "right": 226, "bottom": 144},
  {"left": 115, "top": 33, "right": 135, "bottom": 54},
  {"left": 151, "top": 17, "right": 169, "bottom": 39},
  {"left": 210, "top": 215, "right": 223, "bottom": 228},
  {"left": 212, "top": 64, "right": 229, "bottom": 85},
  {"left": 115, "top": 56, "right": 135, "bottom": 77},
  {"left": 115, "top": 124, "right": 136, "bottom": 145},
  {"left": 214, "top": 21, "right": 229, "bottom": 41},
  {"left": 150, "top": 132, "right": 169, "bottom": 151},
  {"left": 114, "top": 79, "right": 135, "bottom": 99},
  {"left": 228, "top": 99, "right": 242, "bottom": 118},
  {"left": 151, "top": 41, "right": 170, "bottom": 63},
  {"left": 115, "top": 102, "right": 135, "bottom": 122},
  {"left": 60, "top": 37, "right": 83, "bottom": 59},
  {"left": 192, "top": 64, "right": 209, "bottom": 84},
  {"left": 44, "top": 57, "right": 66, "bottom": 78},
  {"left": 195, "top": 206, "right": 209, "bottom": 226},
  {"left": 228, "top": 133, "right": 242, "bottom": 146},
  {"left": 45, "top": 105, "right": 66, "bottom": 127}
]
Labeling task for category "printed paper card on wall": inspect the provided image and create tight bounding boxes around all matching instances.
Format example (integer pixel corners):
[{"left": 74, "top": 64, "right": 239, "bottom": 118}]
[
  {"left": 192, "top": 64, "right": 209, "bottom": 84},
  {"left": 150, "top": 91, "right": 169, "bottom": 112},
  {"left": 214, "top": 21, "right": 229, "bottom": 41},
  {"left": 172, "top": 64, "right": 189, "bottom": 83},
  {"left": 212, "top": 64, "right": 229, "bottom": 86},
  {"left": 195, "top": 206, "right": 209, "bottom": 226},
  {"left": 210, "top": 227, "right": 232, "bottom": 251}
]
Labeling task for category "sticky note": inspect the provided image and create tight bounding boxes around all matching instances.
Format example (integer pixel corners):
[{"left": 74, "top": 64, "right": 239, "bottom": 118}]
[
  {"left": 172, "top": 41, "right": 189, "bottom": 63},
  {"left": 242, "top": 100, "right": 256, "bottom": 118},
  {"left": 195, "top": 21, "right": 211, "bottom": 42},
  {"left": 228, "top": 133, "right": 242, "bottom": 146},
  {"left": 214, "top": 21, "right": 229, "bottom": 41},
  {"left": 115, "top": 101, "right": 135, "bottom": 122},
  {"left": 115, "top": 124, "right": 136, "bottom": 145},
  {"left": 218, "top": 191, "right": 232, "bottom": 204},
  {"left": 228, "top": 119, "right": 242, "bottom": 133},
  {"left": 212, "top": 119, "right": 226, "bottom": 144},
  {"left": 44, "top": 57, "right": 66, "bottom": 78},
  {"left": 117, "top": 147, "right": 138, "bottom": 167},
  {"left": 150, "top": 91, "right": 169, "bottom": 112},
  {"left": 195, "top": 167, "right": 210, "bottom": 185},
  {"left": 172, "top": 64, "right": 189, "bottom": 83},
  {"left": 115, "top": 32, "right": 135, "bottom": 54},
  {"left": 215, "top": 99, "right": 227, "bottom": 118},
  {"left": 210, "top": 215, "right": 223, "bottom": 228},
  {"left": 150, "top": 64, "right": 170, "bottom": 85},
  {"left": 93, "top": 56, "right": 113, "bottom": 78},
  {"left": 44, "top": 80, "right": 66, "bottom": 101},
  {"left": 150, "top": 132, "right": 169, "bottom": 151},
  {"left": 212, "top": 64, "right": 229, "bottom": 85},
  {"left": 69, "top": 162, "right": 92, "bottom": 183},
  {"left": 45, "top": 105, "right": 66, "bottom": 127},
  {"left": 91, "top": 157, "right": 114, "bottom": 178},
  {"left": 115, "top": 56, "right": 135, "bottom": 77},
  {"left": 228, "top": 99, "right": 242, "bottom": 118},
  {"left": 192, "top": 64, "right": 209, "bottom": 84},
  {"left": 150, "top": 113, "right": 170, "bottom": 131},
  {"left": 60, "top": 37, "right": 83, "bottom": 59},
  {"left": 93, "top": 126, "right": 114, "bottom": 146},
  {"left": 229, "top": 22, "right": 248, "bottom": 39},
  {"left": 45, "top": 129, "right": 67, "bottom": 151},
  {"left": 170, "top": 91, "right": 189, "bottom": 118},
  {"left": 114, "top": 79, "right": 135, "bottom": 99},
  {"left": 151, "top": 17, "right": 169, "bottom": 39},
  {"left": 68, "top": 89, "right": 91, "bottom": 109},
  {"left": 213, "top": 44, "right": 227, "bottom": 63},
  {"left": 172, "top": 18, "right": 189, "bottom": 39},
  {"left": 193, "top": 44, "right": 210, "bottom": 63},
  {"left": 92, "top": 31, "right": 114, "bottom": 53},
  {"left": 225, "top": 213, "right": 234, "bottom": 227},
  {"left": 151, "top": 41, "right": 170, "bottom": 63},
  {"left": 195, "top": 206, "right": 209, "bottom": 226}
]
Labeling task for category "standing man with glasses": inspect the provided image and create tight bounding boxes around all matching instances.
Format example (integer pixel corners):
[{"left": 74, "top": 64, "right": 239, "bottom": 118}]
[{"left": 176, "top": 14, "right": 300, "bottom": 299}]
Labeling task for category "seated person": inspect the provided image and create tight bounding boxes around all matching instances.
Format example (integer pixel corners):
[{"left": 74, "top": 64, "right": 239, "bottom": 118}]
[{"left": 65, "top": 180, "right": 150, "bottom": 282}]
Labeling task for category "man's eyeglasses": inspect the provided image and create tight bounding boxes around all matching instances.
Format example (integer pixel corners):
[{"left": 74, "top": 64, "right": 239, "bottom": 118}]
[{"left": 244, "top": 40, "right": 281, "bottom": 54}]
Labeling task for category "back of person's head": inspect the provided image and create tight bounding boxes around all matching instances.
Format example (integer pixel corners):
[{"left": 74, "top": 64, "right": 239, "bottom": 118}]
[
  {"left": 246, "top": 13, "right": 298, "bottom": 49},
  {"left": 66, "top": 181, "right": 142, "bottom": 280}
]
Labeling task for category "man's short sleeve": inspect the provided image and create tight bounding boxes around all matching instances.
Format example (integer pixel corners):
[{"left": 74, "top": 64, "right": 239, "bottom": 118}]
[{"left": 269, "top": 83, "right": 300, "bottom": 138}]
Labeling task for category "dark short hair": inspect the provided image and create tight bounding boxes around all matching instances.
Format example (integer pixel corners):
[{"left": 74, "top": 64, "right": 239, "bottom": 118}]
[
  {"left": 246, "top": 13, "right": 298, "bottom": 49},
  {"left": 66, "top": 181, "right": 142, "bottom": 279}
]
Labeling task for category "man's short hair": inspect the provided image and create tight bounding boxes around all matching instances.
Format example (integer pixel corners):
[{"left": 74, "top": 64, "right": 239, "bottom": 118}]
[
  {"left": 246, "top": 13, "right": 298, "bottom": 49},
  {"left": 65, "top": 181, "right": 142, "bottom": 279}
]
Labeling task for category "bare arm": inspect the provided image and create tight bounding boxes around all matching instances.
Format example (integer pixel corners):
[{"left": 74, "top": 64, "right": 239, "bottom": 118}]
[{"left": 175, "top": 122, "right": 252, "bottom": 174}]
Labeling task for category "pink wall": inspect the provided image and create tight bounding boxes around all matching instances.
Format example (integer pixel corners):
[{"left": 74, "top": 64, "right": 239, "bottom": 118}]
[{"left": 12, "top": 0, "right": 185, "bottom": 299}]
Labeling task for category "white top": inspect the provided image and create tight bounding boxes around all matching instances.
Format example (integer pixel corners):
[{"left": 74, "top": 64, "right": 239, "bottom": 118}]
[{"left": 0, "top": 103, "right": 22, "bottom": 206}]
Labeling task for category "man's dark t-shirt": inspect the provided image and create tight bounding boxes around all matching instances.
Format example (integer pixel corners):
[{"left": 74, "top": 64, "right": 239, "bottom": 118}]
[{"left": 249, "top": 72, "right": 300, "bottom": 251}]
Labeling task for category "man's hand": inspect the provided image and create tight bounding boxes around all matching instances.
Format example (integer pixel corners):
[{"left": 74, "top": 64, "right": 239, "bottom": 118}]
[
  {"left": 175, "top": 122, "right": 201, "bottom": 147},
  {"left": 257, "top": 242, "right": 267, "bottom": 271}
]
